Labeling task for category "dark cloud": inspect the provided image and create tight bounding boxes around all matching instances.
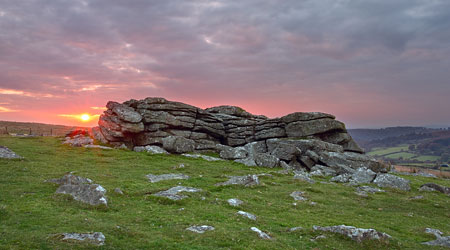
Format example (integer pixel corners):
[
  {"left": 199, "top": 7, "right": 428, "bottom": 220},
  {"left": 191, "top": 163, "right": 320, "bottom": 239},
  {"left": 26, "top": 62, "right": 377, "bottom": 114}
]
[{"left": 0, "top": 0, "right": 449, "bottom": 127}]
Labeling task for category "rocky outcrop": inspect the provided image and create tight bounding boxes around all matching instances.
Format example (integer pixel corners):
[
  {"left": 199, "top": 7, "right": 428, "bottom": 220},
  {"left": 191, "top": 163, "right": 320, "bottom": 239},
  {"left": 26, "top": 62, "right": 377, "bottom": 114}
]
[
  {"left": 93, "top": 97, "right": 362, "bottom": 152},
  {"left": 92, "top": 97, "right": 387, "bottom": 174}
]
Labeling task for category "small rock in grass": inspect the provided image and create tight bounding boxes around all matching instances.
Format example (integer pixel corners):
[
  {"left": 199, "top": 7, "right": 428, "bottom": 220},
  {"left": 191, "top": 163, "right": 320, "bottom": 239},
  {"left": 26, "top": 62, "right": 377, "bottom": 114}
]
[
  {"left": 146, "top": 173, "right": 190, "bottom": 183},
  {"left": 251, "top": 227, "right": 271, "bottom": 240},
  {"left": 290, "top": 191, "right": 307, "bottom": 201},
  {"left": 310, "top": 235, "right": 327, "bottom": 241},
  {"left": 419, "top": 183, "right": 450, "bottom": 195},
  {"left": 114, "top": 188, "right": 124, "bottom": 195},
  {"left": 313, "top": 225, "right": 391, "bottom": 242},
  {"left": 293, "top": 170, "right": 315, "bottom": 184},
  {"left": 237, "top": 211, "right": 256, "bottom": 220},
  {"left": 423, "top": 228, "right": 450, "bottom": 247},
  {"left": 227, "top": 198, "right": 243, "bottom": 207},
  {"left": 181, "top": 154, "right": 222, "bottom": 161},
  {"left": 215, "top": 175, "right": 260, "bottom": 187},
  {"left": 186, "top": 225, "right": 215, "bottom": 234},
  {"left": 59, "top": 232, "right": 105, "bottom": 246},
  {"left": 408, "top": 195, "right": 424, "bottom": 200},
  {"left": 0, "top": 146, "right": 23, "bottom": 159},
  {"left": 153, "top": 186, "right": 202, "bottom": 200},
  {"left": 289, "top": 227, "right": 303, "bottom": 232},
  {"left": 373, "top": 174, "right": 410, "bottom": 191}
]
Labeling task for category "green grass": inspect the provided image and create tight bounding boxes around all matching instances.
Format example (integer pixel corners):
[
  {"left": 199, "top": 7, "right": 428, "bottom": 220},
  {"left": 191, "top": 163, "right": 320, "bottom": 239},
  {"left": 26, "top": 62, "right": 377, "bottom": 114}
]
[
  {"left": 367, "top": 145, "right": 410, "bottom": 156},
  {"left": 1, "top": 136, "right": 449, "bottom": 249},
  {"left": 414, "top": 155, "right": 441, "bottom": 162},
  {"left": 384, "top": 152, "right": 416, "bottom": 160}
]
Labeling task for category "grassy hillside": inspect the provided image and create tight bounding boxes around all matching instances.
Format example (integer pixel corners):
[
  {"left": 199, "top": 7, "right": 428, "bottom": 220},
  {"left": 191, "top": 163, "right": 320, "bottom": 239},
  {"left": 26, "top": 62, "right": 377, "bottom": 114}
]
[{"left": 0, "top": 136, "right": 449, "bottom": 249}]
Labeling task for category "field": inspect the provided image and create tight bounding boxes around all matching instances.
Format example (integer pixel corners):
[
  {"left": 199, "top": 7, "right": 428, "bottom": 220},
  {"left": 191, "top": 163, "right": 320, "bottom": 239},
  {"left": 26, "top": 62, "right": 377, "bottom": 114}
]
[
  {"left": 367, "top": 144, "right": 447, "bottom": 168},
  {"left": 1, "top": 136, "right": 449, "bottom": 249},
  {"left": 0, "top": 121, "right": 88, "bottom": 137}
]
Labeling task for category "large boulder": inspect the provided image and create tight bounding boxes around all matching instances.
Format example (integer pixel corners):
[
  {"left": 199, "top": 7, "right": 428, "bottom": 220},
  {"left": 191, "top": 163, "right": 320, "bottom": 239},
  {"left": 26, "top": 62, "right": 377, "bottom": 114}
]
[
  {"left": 373, "top": 174, "right": 410, "bottom": 191},
  {"left": 162, "top": 136, "right": 195, "bottom": 154}
]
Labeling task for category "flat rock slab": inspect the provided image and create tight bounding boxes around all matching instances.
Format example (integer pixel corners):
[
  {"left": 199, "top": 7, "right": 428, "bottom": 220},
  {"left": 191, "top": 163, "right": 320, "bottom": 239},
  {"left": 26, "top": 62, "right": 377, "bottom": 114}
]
[
  {"left": 423, "top": 228, "right": 450, "bottom": 247},
  {"left": 0, "top": 146, "right": 22, "bottom": 159},
  {"left": 59, "top": 232, "right": 105, "bottom": 246},
  {"left": 251, "top": 227, "right": 271, "bottom": 240},
  {"left": 215, "top": 175, "right": 260, "bottom": 187},
  {"left": 313, "top": 225, "right": 391, "bottom": 242},
  {"left": 355, "top": 186, "right": 385, "bottom": 196},
  {"left": 419, "top": 183, "right": 450, "bottom": 195},
  {"left": 49, "top": 174, "right": 107, "bottom": 206},
  {"left": 182, "top": 154, "right": 223, "bottom": 161},
  {"left": 293, "top": 171, "right": 315, "bottom": 184},
  {"left": 146, "top": 173, "right": 190, "bottom": 183},
  {"left": 227, "top": 198, "right": 243, "bottom": 207},
  {"left": 153, "top": 186, "right": 202, "bottom": 200},
  {"left": 237, "top": 211, "right": 256, "bottom": 220},
  {"left": 83, "top": 145, "right": 113, "bottom": 150},
  {"left": 134, "top": 145, "right": 168, "bottom": 154},
  {"left": 56, "top": 184, "right": 108, "bottom": 206},
  {"left": 290, "top": 191, "right": 308, "bottom": 201},
  {"left": 373, "top": 174, "right": 411, "bottom": 191},
  {"left": 186, "top": 225, "right": 215, "bottom": 234}
]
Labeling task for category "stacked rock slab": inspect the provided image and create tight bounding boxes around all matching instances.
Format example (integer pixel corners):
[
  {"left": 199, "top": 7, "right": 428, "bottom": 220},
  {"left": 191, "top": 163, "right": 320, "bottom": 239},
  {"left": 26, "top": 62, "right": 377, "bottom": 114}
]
[{"left": 93, "top": 97, "right": 386, "bottom": 172}]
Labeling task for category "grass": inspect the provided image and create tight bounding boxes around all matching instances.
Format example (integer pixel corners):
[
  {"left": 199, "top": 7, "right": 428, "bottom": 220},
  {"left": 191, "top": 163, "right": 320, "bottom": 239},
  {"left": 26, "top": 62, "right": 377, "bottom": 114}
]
[
  {"left": 367, "top": 145, "right": 410, "bottom": 156},
  {"left": 384, "top": 152, "right": 416, "bottom": 160},
  {"left": 1, "top": 136, "right": 449, "bottom": 249}
]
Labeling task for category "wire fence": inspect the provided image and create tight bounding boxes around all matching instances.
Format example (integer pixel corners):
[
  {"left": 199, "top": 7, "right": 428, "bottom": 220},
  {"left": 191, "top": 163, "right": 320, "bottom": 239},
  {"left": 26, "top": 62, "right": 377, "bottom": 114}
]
[{"left": 0, "top": 126, "right": 79, "bottom": 137}]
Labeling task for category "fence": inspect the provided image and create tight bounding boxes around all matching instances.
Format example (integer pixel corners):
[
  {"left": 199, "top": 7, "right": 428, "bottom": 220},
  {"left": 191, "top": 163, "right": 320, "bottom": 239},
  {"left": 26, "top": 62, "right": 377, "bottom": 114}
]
[{"left": 0, "top": 126, "right": 80, "bottom": 137}]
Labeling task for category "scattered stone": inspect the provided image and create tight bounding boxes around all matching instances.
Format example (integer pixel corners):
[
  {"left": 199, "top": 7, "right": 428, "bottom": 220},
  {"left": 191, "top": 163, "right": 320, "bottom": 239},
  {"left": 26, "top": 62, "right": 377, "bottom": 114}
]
[
  {"left": 186, "top": 225, "right": 215, "bottom": 234},
  {"left": 254, "top": 153, "right": 280, "bottom": 168},
  {"left": 419, "top": 183, "right": 450, "bottom": 195},
  {"left": 46, "top": 173, "right": 93, "bottom": 185},
  {"left": 250, "top": 227, "right": 271, "bottom": 240},
  {"left": 172, "top": 163, "right": 186, "bottom": 169},
  {"left": 63, "top": 135, "right": 94, "bottom": 147},
  {"left": 351, "top": 167, "right": 376, "bottom": 184},
  {"left": 373, "top": 174, "right": 410, "bottom": 191},
  {"left": 114, "top": 188, "right": 124, "bottom": 195},
  {"left": 220, "top": 146, "right": 248, "bottom": 160},
  {"left": 146, "top": 173, "right": 190, "bottom": 183},
  {"left": 330, "top": 174, "right": 351, "bottom": 183},
  {"left": 216, "top": 175, "right": 260, "bottom": 187},
  {"left": 83, "top": 145, "right": 113, "bottom": 150},
  {"left": 59, "top": 232, "right": 105, "bottom": 246},
  {"left": 310, "top": 164, "right": 337, "bottom": 176},
  {"left": 310, "top": 235, "right": 327, "bottom": 241},
  {"left": 293, "top": 170, "right": 315, "bottom": 184},
  {"left": 237, "top": 211, "right": 256, "bottom": 220},
  {"left": 280, "top": 161, "right": 294, "bottom": 171},
  {"left": 227, "top": 198, "right": 243, "bottom": 207},
  {"left": 313, "top": 225, "right": 392, "bottom": 242},
  {"left": 423, "top": 228, "right": 450, "bottom": 247},
  {"left": 162, "top": 136, "right": 195, "bottom": 154},
  {"left": 310, "top": 201, "right": 317, "bottom": 206},
  {"left": 56, "top": 183, "right": 108, "bottom": 206},
  {"left": 290, "top": 191, "right": 308, "bottom": 201},
  {"left": 152, "top": 186, "right": 202, "bottom": 200},
  {"left": 0, "top": 146, "right": 23, "bottom": 159},
  {"left": 355, "top": 186, "right": 385, "bottom": 197},
  {"left": 289, "top": 227, "right": 304, "bottom": 232},
  {"left": 181, "top": 154, "right": 223, "bottom": 161},
  {"left": 408, "top": 195, "right": 424, "bottom": 200},
  {"left": 134, "top": 145, "right": 168, "bottom": 154}
]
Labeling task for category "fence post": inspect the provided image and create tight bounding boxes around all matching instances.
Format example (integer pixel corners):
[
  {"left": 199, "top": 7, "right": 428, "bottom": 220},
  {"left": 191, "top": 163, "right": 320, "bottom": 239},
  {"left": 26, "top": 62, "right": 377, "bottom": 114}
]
[
  {"left": 51, "top": 128, "right": 53, "bottom": 136},
  {"left": 29, "top": 127, "right": 31, "bottom": 135}
]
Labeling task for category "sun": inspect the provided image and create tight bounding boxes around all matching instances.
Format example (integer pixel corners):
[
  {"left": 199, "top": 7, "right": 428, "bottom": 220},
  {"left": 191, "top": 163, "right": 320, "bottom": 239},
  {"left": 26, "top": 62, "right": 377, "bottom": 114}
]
[{"left": 80, "top": 114, "right": 91, "bottom": 121}]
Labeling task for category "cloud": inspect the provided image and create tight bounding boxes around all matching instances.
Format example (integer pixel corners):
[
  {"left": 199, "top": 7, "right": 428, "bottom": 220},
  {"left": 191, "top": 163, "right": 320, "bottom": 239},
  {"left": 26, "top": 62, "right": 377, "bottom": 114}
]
[{"left": 0, "top": 0, "right": 449, "bottom": 127}]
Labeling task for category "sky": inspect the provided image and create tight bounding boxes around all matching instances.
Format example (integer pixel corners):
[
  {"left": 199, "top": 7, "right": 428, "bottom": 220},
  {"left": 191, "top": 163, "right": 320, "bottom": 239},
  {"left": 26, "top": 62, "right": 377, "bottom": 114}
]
[{"left": 0, "top": 0, "right": 449, "bottom": 128}]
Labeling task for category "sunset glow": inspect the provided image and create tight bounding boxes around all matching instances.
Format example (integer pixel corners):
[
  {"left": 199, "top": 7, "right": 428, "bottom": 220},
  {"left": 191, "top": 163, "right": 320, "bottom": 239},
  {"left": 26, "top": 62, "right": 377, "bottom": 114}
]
[{"left": 0, "top": 1, "right": 449, "bottom": 128}]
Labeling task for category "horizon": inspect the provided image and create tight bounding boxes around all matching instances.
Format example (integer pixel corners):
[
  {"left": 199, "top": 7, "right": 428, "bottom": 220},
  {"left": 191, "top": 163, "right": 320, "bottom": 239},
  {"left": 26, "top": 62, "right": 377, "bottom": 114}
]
[{"left": 1, "top": 1, "right": 449, "bottom": 128}]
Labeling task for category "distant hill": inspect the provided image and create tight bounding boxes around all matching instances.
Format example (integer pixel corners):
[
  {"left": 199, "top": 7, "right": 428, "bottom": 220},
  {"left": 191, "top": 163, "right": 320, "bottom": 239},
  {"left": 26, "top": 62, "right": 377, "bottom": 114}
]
[
  {"left": 348, "top": 127, "right": 450, "bottom": 167},
  {"left": 0, "top": 120, "right": 89, "bottom": 136}
]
